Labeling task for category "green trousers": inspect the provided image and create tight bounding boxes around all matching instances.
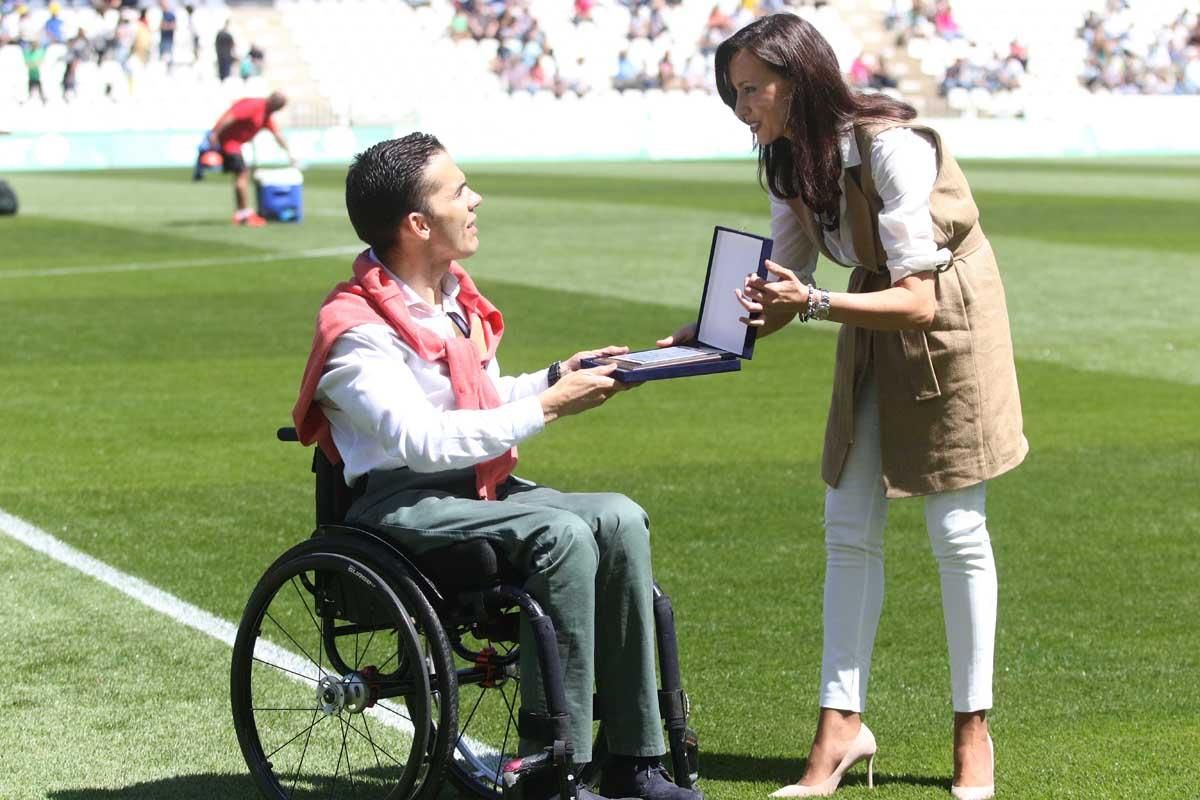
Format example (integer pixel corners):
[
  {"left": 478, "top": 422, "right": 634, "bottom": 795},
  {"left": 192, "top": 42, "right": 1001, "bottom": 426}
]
[{"left": 347, "top": 467, "right": 665, "bottom": 763}]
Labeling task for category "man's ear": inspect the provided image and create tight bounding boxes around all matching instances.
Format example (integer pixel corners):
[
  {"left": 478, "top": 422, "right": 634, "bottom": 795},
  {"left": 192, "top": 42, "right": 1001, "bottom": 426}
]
[{"left": 403, "top": 210, "right": 431, "bottom": 242}]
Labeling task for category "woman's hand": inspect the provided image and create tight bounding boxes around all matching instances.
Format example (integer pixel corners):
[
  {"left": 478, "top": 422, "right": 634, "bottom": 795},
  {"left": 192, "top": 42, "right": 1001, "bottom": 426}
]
[
  {"left": 540, "top": 363, "right": 632, "bottom": 423},
  {"left": 735, "top": 259, "right": 810, "bottom": 325},
  {"left": 656, "top": 322, "right": 697, "bottom": 348},
  {"left": 563, "top": 345, "right": 629, "bottom": 373}
]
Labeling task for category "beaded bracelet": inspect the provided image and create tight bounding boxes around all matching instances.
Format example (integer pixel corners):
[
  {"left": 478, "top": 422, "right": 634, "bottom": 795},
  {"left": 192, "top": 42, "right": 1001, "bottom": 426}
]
[
  {"left": 813, "top": 288, "right": 832, "bottom": 321},
  {"left": 801, "top": 285, "right": 831, "bottom": 322},
  {"left": 799, "top": 282, "right": 816, "bottom": 322}
]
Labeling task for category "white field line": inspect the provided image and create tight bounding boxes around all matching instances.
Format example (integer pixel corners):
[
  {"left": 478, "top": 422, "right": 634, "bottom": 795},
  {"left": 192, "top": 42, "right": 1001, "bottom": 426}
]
[
  {"left": 0, "top": 245, "right": 362, "bottom": 280},
  {"left": 0, "top": 507, "right": 412, "bottom": 736}
]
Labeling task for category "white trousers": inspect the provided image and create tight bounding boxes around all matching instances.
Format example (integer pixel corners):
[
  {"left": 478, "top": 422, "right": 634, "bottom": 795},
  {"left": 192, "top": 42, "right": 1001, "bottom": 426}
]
[{"left": 820, "top": 377, "right": 997, "bottom": 713}]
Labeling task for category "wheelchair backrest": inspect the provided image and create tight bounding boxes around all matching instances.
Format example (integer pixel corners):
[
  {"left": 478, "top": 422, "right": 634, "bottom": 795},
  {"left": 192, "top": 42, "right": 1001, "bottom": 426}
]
[
  {"left": 313, "top": 446, "right": 364, "bottom": 528},
  {"left": 277, "top": 427, "right": 364, "bottom": 528}
]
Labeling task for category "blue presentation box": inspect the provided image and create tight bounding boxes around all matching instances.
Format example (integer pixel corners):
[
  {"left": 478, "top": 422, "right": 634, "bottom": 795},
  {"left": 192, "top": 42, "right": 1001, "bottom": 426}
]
[
  {"left": 581, "top": 226, "right": 772, "bottom": 383},
  {"left": 581, "top": 351, "right": 743, "bottom": 383}
]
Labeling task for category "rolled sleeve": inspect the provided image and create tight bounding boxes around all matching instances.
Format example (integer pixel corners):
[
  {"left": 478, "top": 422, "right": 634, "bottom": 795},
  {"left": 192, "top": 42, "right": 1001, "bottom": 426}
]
[
  {"left": 492, "top": 361, "right": 551, "bottom": 403},
  {"left": 870, "top": 127, "right": 953, "bottom": 284},
  {"left": 769, "top": 192, "right": 819, "bottom": 284}
]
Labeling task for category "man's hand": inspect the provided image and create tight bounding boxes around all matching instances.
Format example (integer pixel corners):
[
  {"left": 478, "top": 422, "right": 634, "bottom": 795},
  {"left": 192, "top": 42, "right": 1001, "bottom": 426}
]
[
  {"left": 563, "top": 345, "right": 629, "bottom": 373},
  {"left": 540, "top": 363, "right": 632, "bottom": 423},
  {"left": 655, "top": 322, "right": 696, "bottom": 348}
]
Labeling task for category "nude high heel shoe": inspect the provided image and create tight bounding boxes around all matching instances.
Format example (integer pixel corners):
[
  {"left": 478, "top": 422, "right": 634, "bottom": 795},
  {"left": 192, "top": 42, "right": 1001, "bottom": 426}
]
[
  {"left": 770, "top": 723, "right": 877, "bottom": 798},
  {"left": 950, "top": 735, "right": 994, "bottom": 800}
]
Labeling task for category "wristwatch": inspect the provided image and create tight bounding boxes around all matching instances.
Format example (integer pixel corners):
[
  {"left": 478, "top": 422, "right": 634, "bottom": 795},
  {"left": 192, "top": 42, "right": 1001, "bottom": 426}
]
[{"left": 548, "top": 360, "right": 562, "bottom": 386}]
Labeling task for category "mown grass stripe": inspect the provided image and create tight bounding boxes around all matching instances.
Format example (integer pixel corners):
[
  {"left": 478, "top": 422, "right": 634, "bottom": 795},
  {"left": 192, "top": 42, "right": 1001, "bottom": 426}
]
[
  {"left": 0, "top": 506, "right": 418, "bottom": 741},
  {"left": 0, "top": 245, "right": 362, "bottom": 279},
  {"left": 0, "top": 506, "right": 241, "bottom": 645}
]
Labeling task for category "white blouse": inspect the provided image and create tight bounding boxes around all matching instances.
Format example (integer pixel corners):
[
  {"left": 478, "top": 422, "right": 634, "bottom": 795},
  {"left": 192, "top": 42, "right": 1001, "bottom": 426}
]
[
  {"left": 315, "top": 261, "right": 548, "bottom": 485},
  {"left": 768, "top": 127, "right": 953, "bottom": 286}
]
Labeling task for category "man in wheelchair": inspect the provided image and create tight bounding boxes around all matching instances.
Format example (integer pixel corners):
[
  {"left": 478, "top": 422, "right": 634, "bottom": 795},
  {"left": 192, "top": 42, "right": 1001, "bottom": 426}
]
[{"left": 291, "top": 133, "right": 700, "bottom": 800}]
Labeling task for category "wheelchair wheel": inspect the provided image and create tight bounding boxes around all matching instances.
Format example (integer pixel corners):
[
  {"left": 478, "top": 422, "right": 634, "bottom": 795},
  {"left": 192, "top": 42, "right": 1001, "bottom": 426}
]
[
  {"left": 445, "top": 625, "right": 523, "bottom": 799},
  {"left": 231, "top": 539, "right": 456, "bottom": 800},
  {"left": 447, "top": 634, "right": 612, "bottom": 799}
]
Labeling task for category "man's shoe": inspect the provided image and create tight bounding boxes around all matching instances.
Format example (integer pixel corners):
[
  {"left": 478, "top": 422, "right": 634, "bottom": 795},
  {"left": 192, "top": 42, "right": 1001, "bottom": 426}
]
[
  {"left": 233, "top": 211, "right": 268, "bottom": 227},
  {"left": 515, "top": 768, "right": 621, "bottom": 800},
  {"left": 600, "top": 756, "right": 702, "bottom": 800}
]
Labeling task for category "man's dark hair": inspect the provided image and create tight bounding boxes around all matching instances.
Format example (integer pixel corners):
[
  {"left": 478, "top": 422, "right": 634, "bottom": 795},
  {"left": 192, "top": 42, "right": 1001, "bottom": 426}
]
[{"left": 345, "top": 132, "right": 445, "bottom": 253}]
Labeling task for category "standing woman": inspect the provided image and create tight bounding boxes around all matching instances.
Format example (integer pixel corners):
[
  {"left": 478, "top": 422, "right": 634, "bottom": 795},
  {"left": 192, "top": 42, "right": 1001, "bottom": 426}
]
[{"left": 679, "top": 13, "right": 1026, "bottom": 799}]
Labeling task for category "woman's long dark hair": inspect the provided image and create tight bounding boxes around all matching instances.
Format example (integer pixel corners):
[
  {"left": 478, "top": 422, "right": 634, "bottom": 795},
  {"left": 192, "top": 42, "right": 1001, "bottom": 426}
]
[{"left": 715, "top": 14, "right": 915, "bottom": 229}]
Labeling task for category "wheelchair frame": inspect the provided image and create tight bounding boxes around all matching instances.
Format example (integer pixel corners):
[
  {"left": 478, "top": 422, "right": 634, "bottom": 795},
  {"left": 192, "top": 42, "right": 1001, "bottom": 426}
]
[{"left": 229, "top": 428, "right": 698, "bottom": 800}]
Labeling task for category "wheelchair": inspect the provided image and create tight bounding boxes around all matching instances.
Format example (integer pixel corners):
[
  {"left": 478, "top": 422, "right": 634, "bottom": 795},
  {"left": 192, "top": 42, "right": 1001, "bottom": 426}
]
[{"left": 230, "top": 428, "right": 699, "bottom": 800}]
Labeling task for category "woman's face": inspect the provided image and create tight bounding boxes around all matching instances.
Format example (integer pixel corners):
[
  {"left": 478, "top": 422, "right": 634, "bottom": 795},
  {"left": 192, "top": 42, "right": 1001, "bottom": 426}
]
[{"left": 728, "top": 49, "right": 792, "bottom": 145}]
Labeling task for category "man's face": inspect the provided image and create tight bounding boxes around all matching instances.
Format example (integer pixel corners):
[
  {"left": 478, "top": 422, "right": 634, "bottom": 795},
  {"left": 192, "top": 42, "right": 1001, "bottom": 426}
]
[{"left": 420, "top": 151, "right": 482, "bottom": 261}]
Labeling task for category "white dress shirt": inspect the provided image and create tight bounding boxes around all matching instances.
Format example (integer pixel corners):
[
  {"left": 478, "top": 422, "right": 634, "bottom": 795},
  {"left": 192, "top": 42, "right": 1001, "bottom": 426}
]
[
  {"left": 315, "top": 261, "right": 548, "bottom": 485},
  {"left": 769, "top": 127, "right": 953, "bottom": 286}
]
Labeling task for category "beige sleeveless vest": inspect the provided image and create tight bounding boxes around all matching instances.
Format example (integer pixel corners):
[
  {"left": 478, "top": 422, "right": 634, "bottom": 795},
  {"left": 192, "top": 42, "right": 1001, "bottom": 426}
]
[{"left": 785, "top": 121, "right": 1027, "bottom": 497}]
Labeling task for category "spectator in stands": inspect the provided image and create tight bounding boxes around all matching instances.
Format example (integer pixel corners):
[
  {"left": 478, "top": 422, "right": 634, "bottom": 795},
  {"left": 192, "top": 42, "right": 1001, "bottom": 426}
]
[
  {"left": 16, "top": 4, "right": 38, "bottom": 46},
  {"left": 23, "top": 39, "right": 47, "bottom": 104},
  {"left": 449, "top": 6, "right": 471, "bottom": 40},
  {"left": 613, "top": 48, "right": 645, "bottom": 91},
  {"left": 1008, "top": 38, "right": 1027, "bottom": 70},
  {"left": 214, "top": 18, "right": 234, "bottom": 81},
  {"left": 699, "top": 4, "right": 735, "bottom": 55},
  {"left": 628, "top": 0, "right": 668, "bottom": 41},
  {"left": 932, "top": 0, "right": 960, "bottom": 40},
  {"left": 849, "top": 52, "right": 897, "bottom": 91},
  {"left": 132, "top": 7, "right": 153, "bottom": 68},
  {"left": 573, "top": 0, "right": 594, "bottom": 25},
  {"left": 158, "top": 0, "right": 176, "bottom": 67},
  {"left": 848, "top": 51, "right": 872, "bottom": 87},
  {"left": 1184, "top": 46, "right": 1200, "bottom": 93},
  {"left": 239, "top": 42, "right": 264, "bottom": 80},
  {"left": 657, "top": 50, "right": 679, "bottom": 90},
  {"left": 196, "top": 92, "right": 296, "bottom": 227},
  {"left": 111, "top": 9, "right": 135, "bottom": 77},
  {"left": 184, "top": 4, "right": 200, "bottom": 65},
  {"left": 0, "top": 6, "right": 19, "bottom": 47},
  {"left": 681, "top": 53, "right": 711, "bottom": 92},
  {"left": 62, "top": 28, "right": 90, "bottom": 101},
  {"left": 939, "top": 56, "right": 968, "bottom": 95},
  {"left": 44, "top": 2, "right": 64, "bottom": 43},
  {"left": 556, "top": 53, "right": 591, "bottom": 97},
  {"left": 889, "top": 0, "right": 935, "bottom": 44}
]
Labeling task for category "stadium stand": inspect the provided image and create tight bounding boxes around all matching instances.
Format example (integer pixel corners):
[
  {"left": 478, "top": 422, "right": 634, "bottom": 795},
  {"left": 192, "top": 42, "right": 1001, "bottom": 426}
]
[
  {"left": 0, "top": 0, "right": 282, "bottom": 131},
  {"left": 1078, "top": 0, "right": 1200, "bottom": 94},
  {"left": 2, "top": 0, "right": 1196, "bottom": 139}
]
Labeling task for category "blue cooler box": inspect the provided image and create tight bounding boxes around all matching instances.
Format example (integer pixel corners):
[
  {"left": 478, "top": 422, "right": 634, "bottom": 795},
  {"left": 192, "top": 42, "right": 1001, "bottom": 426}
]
[{"left": 254, "top": 168, "right": 304, "bottom": 222}]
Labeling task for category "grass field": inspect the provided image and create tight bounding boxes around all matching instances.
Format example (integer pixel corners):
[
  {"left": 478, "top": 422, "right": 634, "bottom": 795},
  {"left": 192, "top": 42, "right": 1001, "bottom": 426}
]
[{"left": 1, "top": 156, "right": 1198, "bottom": 800}]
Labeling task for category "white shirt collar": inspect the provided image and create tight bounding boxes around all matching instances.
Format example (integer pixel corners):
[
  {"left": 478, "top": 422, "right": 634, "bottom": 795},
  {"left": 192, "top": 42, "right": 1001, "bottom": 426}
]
[
  {"left": 367, "top": 248, "right": 462, "bottom": 316},
  {"left": 839, "top": 129, "right": 861, "bottom": 170}
]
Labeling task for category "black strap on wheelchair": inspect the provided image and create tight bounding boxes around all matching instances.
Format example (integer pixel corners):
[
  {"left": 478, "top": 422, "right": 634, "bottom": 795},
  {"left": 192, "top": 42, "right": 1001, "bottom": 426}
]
[
  {"left": 658, "top": 689, "right": 689, "bottom": 729},
  {"left": 652, "top": 585, "right": 696, "bottom": 790},
  {"left": 517, "top": 709, "right": 572, "bottom": 746}
]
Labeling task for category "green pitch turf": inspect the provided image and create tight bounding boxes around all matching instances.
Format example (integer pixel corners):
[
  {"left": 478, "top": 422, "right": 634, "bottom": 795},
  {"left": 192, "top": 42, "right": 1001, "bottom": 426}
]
[{"left": 0, "top": 157, "right": 1197, "bottom": 799}]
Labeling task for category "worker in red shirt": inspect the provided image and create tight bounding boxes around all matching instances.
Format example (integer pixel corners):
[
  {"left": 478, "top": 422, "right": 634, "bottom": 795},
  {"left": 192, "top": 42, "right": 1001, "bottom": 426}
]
[{"left": 195, "top": 91, "right": 296, "bottom": 226}]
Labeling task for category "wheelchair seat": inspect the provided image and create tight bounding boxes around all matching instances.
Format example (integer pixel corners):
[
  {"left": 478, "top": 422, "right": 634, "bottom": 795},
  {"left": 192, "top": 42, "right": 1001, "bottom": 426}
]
[
  {"left": 410, "top": 537, "right": 519, "bottom": 595},
  {"left": 287, "top": 426, "right": 521, "bottom": 598}
]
